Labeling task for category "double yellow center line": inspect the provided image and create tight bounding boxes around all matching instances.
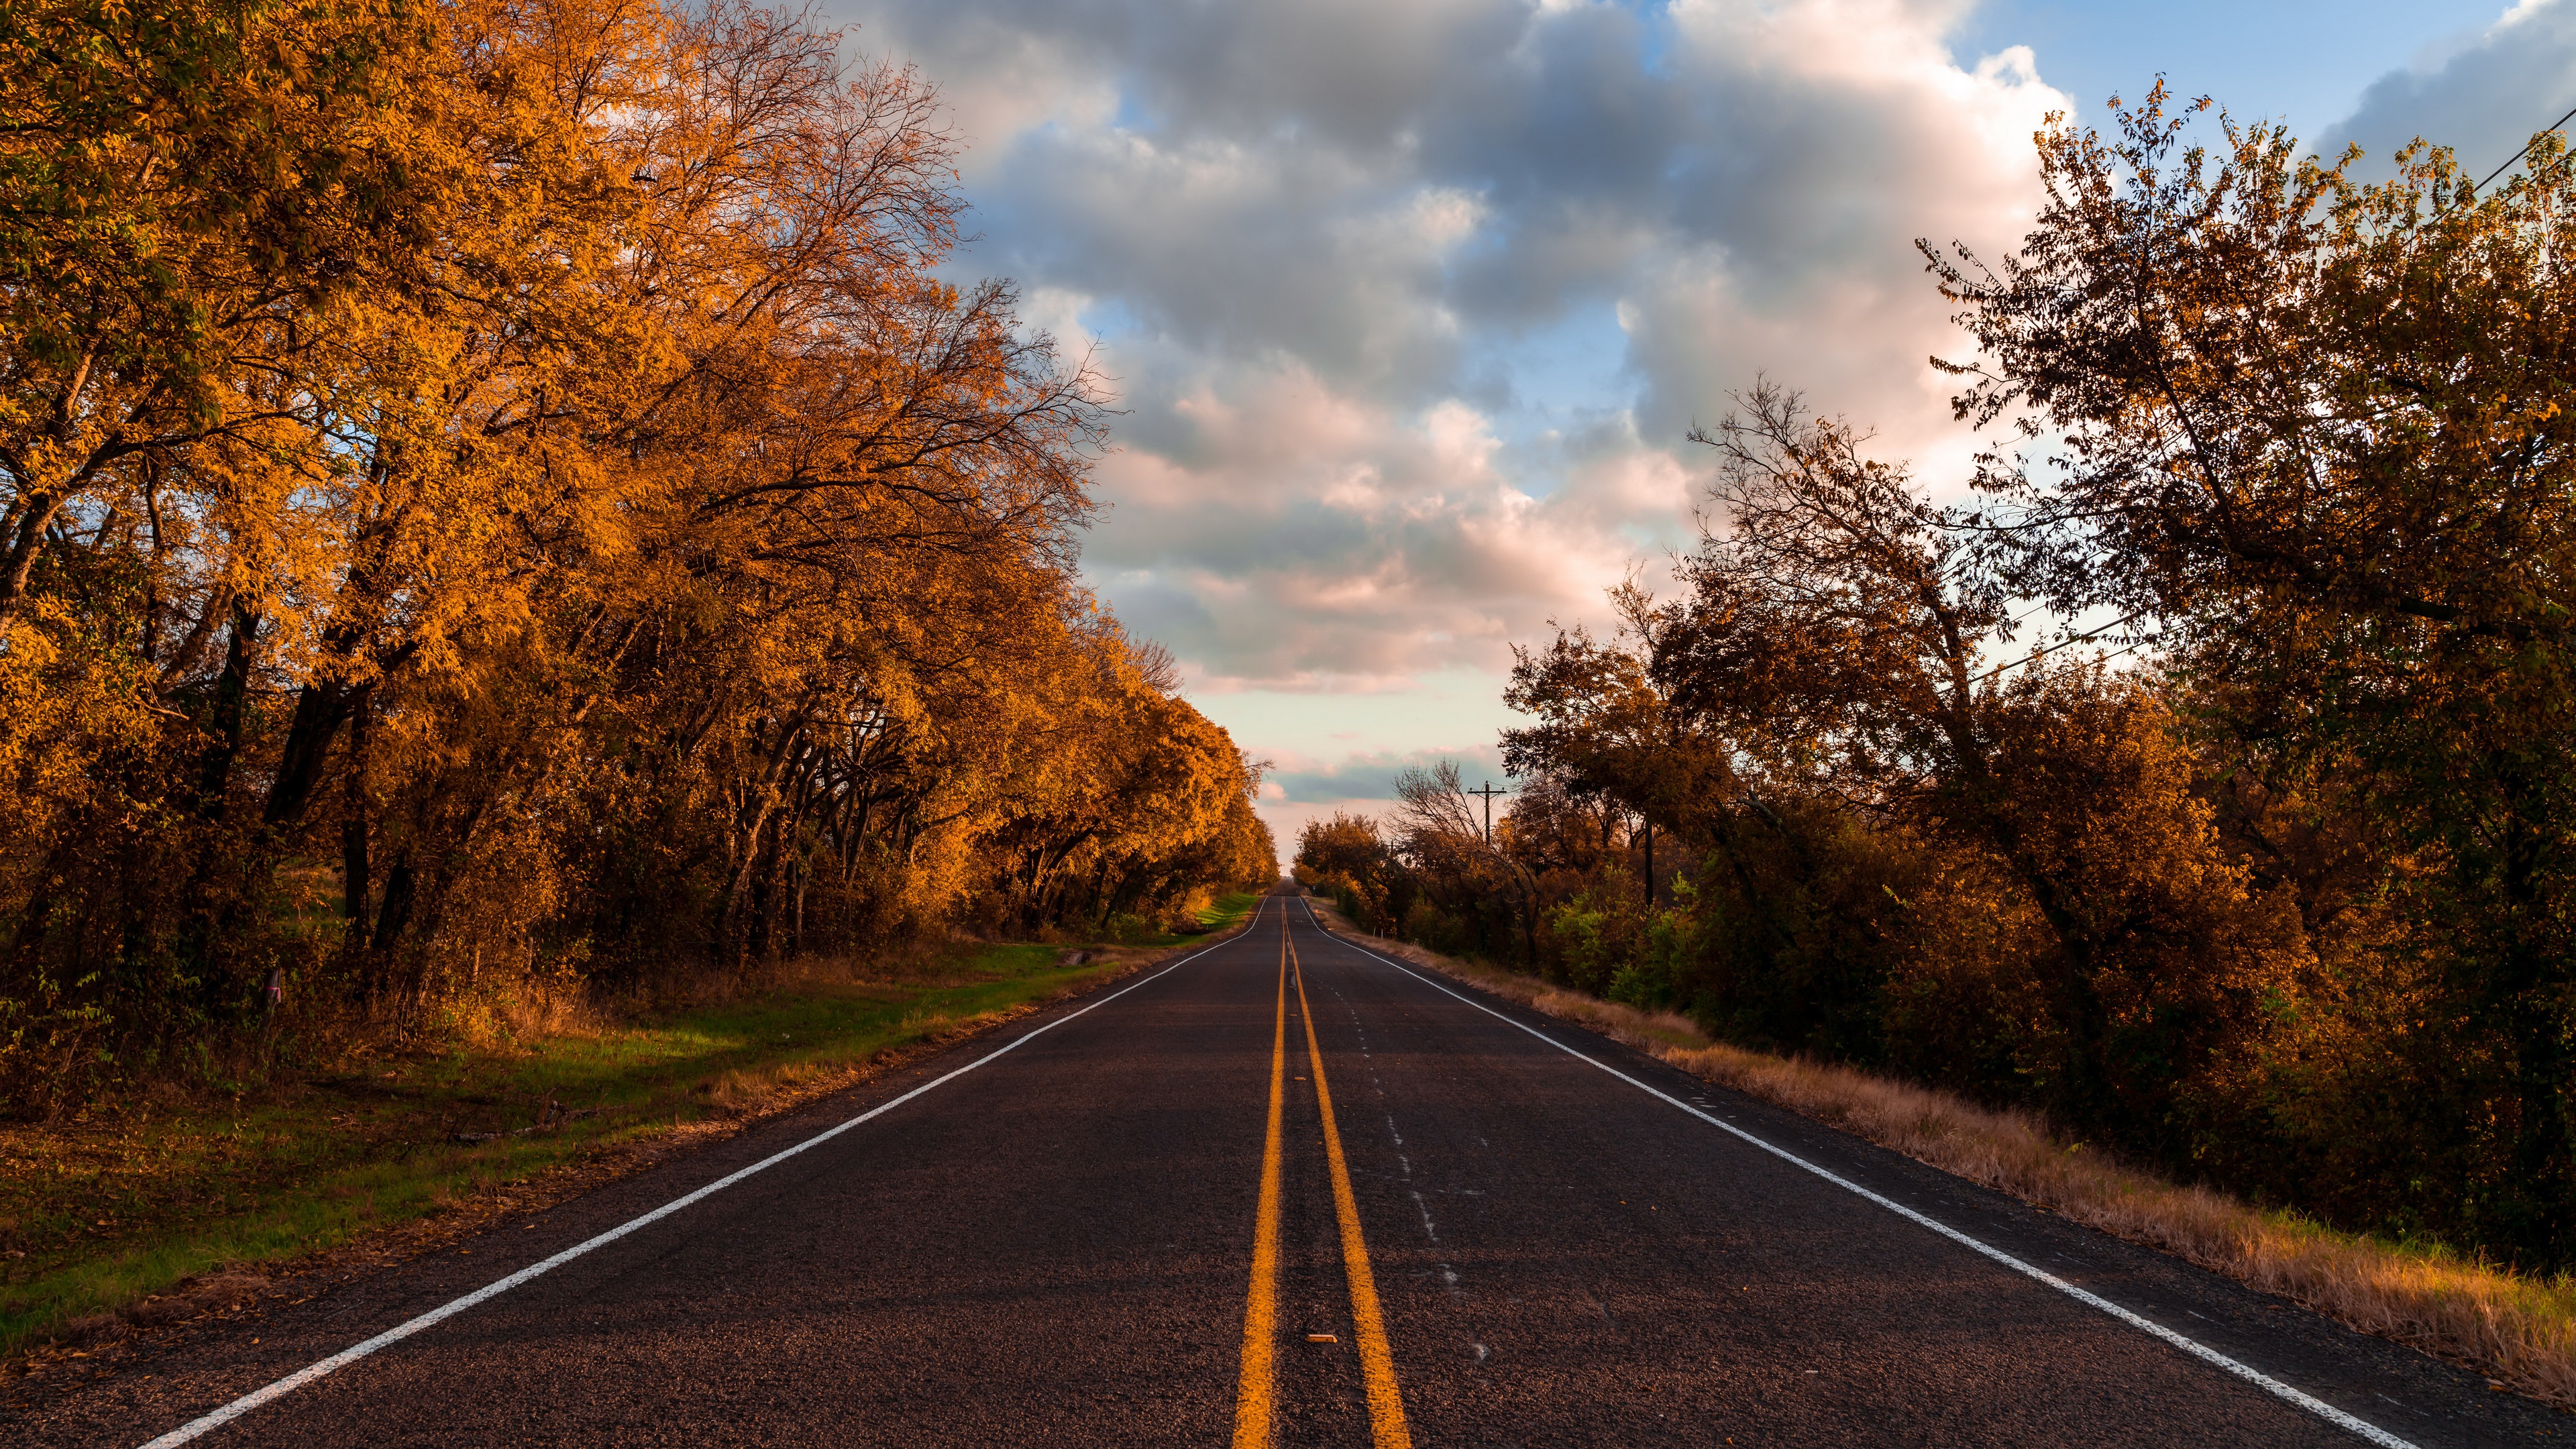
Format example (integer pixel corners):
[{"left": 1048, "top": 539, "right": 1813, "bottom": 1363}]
[
  {"left": 1232, "top": 922, "right": 1290, "bottom": 1444},
  {"left": 1233, "top": 913, "right": 1411, "bottom": 1448}
]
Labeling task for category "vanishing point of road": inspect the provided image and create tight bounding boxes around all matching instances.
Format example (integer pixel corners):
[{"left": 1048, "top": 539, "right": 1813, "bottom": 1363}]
[{"left": 23, "top": 894, "right": 2563, "bottom": 1446}]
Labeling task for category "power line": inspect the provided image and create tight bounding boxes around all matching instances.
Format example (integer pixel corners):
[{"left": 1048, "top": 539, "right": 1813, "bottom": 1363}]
[
  {"left": 1974, "top": 609, "right": 2149, "bottom": 684},
  {"left": 2085, "top": 635, "right": 2155, "bottom": 671},
  {"left": 2478, "top": 102, "right": 2576, "bottom": 193}
]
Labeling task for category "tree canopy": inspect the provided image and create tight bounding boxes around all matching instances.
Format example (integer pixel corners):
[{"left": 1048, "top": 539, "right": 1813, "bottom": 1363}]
[{"left": 0, "top": 0, "right": 1273, "bottom": 1113}]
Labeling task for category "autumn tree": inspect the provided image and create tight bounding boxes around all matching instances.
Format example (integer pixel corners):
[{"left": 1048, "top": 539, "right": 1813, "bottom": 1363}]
[
  {"left": 1294, "top": 811, "right": 1410, "bottom": 934},
  {"left": 0, "top": 0, "right": 447, "bottom": 641},
  {"left": 0, "top": 0, "right": 1263, "bottom": 1112},
  {"left": 1927, "top": 86, "right": 2576, "bottom": 1259},
  {"left": 1387, "top": 761, "right": 1541, "bottom": 963},
  {"left": 1496, "top": 775, "right": 1632, "bottom": 879}
]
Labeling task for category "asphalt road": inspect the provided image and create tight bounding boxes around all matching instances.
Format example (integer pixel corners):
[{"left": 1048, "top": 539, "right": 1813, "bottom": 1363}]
[{"left": 21, "top": 893, "right": 2565, "bottom": 1446}]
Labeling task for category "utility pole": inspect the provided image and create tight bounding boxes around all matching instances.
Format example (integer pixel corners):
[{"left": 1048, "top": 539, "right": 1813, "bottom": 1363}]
[{"left": 1468, "top": 780, "right": 1511, "bottom": 845}]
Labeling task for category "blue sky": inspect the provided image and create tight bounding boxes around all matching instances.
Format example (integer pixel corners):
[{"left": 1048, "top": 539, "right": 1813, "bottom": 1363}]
[
  {"left": 1957, "top": 1, "right": 2510, "bottom": 141},
  {"left": 823, "top": 0, "right": 2576, "bottom": 859}
]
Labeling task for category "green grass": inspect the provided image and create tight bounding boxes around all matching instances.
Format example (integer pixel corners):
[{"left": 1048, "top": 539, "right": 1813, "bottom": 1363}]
[
  {"left": 1194, "top": 890, "right": 1263, "bottom": 934},
  {"left": 0, "top": 938, "right": 1180, "bottom": 1358},
  {"left": 1084, "top": 890, "right": 1265, "bottom": 949}
]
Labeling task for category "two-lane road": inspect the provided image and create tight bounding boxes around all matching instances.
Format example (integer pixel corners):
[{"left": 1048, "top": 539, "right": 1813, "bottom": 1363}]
[{"left": 28, "top": 895, "right": 2558, "bottom": 1445}]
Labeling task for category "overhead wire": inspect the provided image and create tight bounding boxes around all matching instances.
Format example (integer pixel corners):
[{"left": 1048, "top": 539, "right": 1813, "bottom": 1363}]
[
  {"left": 1974, "top": 608, "right": 2149, "bottom": 684},
  {"left": 2477, "top": 102, "right": 2576, "bottom": 193}
]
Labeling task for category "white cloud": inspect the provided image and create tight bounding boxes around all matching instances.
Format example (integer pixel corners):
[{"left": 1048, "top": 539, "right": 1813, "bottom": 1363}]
[
  {"left": 858, "top": 0, "right": 2059, "bottom": 651},
  {"left": 1267, "top": 742, "right": 1511, "bottom": 804},
  {"left": 830, "top": 0, "right": 2069, "bottom": 816},
  {"left": 1248, "top": 741, "right": 1515, "bottom": 869},
  {"left": 2314, "top": 0, "right": 2576, "bottom": 182},
  {"left": 1084, "top": 358, "right": 1652, "bottom": 690}
]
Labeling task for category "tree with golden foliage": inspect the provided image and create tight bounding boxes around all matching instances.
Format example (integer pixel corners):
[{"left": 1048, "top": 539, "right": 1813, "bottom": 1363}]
[{"left": 0, "top": 0, "right": 1269, "bottom": 1112}]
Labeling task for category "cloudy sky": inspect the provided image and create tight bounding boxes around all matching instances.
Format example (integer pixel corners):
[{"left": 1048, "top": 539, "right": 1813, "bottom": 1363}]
[{"left": 822, "top": 0, "right": 2576, "bottom": 861}]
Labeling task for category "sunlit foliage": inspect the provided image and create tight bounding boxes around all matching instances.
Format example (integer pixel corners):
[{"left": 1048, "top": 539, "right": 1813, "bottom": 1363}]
[{"left": 0, "top": 0, "right": 1271, "bottom": 1112}]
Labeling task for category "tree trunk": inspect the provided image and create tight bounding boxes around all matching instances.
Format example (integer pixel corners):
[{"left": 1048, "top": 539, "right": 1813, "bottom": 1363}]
[
  {"left": 368, "top": 852, "right": 417, "bottom": 1009},
  {"left": 265, "top": 680, "right": 359, "bottom": 826},
  {"left": 341, "top": 696, "right": 373, "bottom": 922},
  {"left": 2494, "top": 789, "right": 2573, "bottom": 1264},
  {"left": 180, "top": 606, "right": 262, "bottom": 1016},
  {"left": 194, "top": 604, "right": 262, "bottom": 822}
]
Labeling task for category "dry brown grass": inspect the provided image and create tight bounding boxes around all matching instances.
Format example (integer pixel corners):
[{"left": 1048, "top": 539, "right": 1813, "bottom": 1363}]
[
  {"left": 477, "top": 987, "right": 608, "bottom": 1043},
  {"left": 1315, "top": 909, "right": 2576, "bottom": 1408}
]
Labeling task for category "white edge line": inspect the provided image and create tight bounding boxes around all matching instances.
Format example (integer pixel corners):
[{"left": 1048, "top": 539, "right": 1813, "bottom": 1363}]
[
  {"left": 1299, "top": 900, "right": 2415, "bottom": 1449},
  {"left": 138, "top": 913, "right": 1263, "bottom": 1449}
]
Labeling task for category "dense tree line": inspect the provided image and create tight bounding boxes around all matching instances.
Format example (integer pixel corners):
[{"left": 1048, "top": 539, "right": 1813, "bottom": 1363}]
[
  {"left": 1293, "top": 763, "right": 1542, "bottom": 963},
  {"left": 1305, "top": 90, "right": 2576, "bottom": 1269},
  {"left": 0, "top": 0, "right": 1271, "bottom": 1112}
]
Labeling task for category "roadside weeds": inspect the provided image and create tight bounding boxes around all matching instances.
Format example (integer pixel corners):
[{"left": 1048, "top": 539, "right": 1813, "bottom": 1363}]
[{"left": 1304, "top": 901, "right": 2576, "bottom": 1410}]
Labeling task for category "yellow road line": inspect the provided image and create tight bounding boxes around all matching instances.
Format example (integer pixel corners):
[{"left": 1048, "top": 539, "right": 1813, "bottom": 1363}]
[
  {"left": 1291, "top": 936, "right": 1413, "bottom": 1449},
  {"left": 1230, "top": 917, "right": 1289, "bottom": 1448}
]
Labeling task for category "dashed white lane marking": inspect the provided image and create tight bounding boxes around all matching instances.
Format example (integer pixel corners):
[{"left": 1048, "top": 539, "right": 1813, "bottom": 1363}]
[
  {"left": 1300, "top": 902, "right": 2416, "bottom": 1449},
  {"left": 138, "top": 920, "right": 1264, "bottom": 1448},
  {"left": 1377, "top": 1108, "right": 1438, "bottom": 1243}
]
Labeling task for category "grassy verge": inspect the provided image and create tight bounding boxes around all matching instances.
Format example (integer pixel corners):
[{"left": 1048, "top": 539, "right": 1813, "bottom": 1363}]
[
  {"left": 1304, "top": 900, "right": 2576, "bottom": 1409},
  {"left": 0, "top": 923, "right": 1249, "bottom": 1365},
  {"left": 1099, "top": 889, "right": 1262, "bottom": 947},
  {"left": 1193, "top": 890, "right": 1263, "bottom": 934}
]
